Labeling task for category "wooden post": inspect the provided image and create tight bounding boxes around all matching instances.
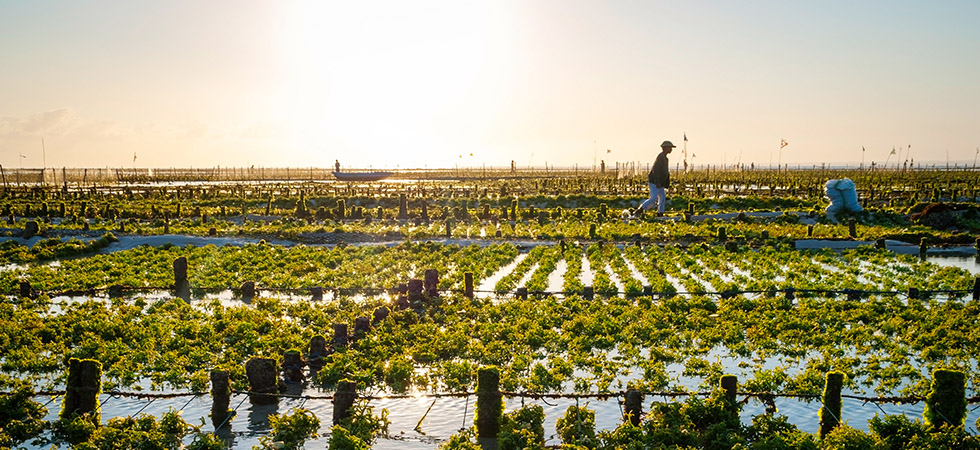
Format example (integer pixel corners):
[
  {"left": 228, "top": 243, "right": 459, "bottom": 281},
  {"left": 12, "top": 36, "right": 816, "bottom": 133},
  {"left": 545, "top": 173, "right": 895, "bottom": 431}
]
[
  {"left": 807, "top": 224, "right": 814, "bottom": 238},
  {"left": 174, "top": 257, "right": 189, "bottom": 300},
  {"left": 476, "top": 367, "right": 502, "bottom": 439},
  {"left": 718, "top": 226, "right": 727, "bottom": 241},
  {"left": 875, "top": 238, "right": 886, "bottom": 250},
  {"left": 310, "top": 286, "right": 323, "bottom": 301},
  {"left": 424, "top": 269, "right": 439, "bottom": 297},
  {"left": 240, "top": 281, "right": 255, "bottom": 301},
  {"left": 245, "top": 357, "right": 281, "bottom": 404},
  {"left": 308, "top": 336, "right": 327, "bottom": 373},
  {"left": 819, "top": 371, "right": 844, "bottom": 439},
  {"left": 924, "top": 369, "right": 966, "bottom": 430},
  {"left": 353, "top": 316, "right": 370, "bottom": 336},
  {"left": 720, "top": 375, "right": 737, "bottom": 406},
  {"left": 61, "top": 358, "right": 102, "bottom": 421},
  {"left": 847, "top": 219, "right": 856, "bottom": 239},
  {"left": 973, "top": 277, "right": 979, "bottom": 301},
  {"left": 282, "top": 350, "right": 305, "bottom": 383},
  {"left": 908, "top": 287, "right": 920, "bottom": 300},
  {"left": 515, "top": 287, "right": 528, "bottom": 300},
  {"left": 623, "top": 389, "right": 643, "bottom": 426},
  {"left": 407, "top": 279, "right": 424, "bottom": 301},
  {"left": 108, "top": 284, "right": 124, "bottom": 298},
  {"left": 919, "top": 237, "right": 928, "bottom": 255},
  {"left": 210, "top": 370, "right": 231, "bottom": 428},
  {"left": 372, "top": 306, "right": 390, "bottom": 324},
  {"left": 583, "top": 286, "right": 594, "bottom": 300},
  {"left": 333, "top": 380, "right": 358, "bottom": 425},
  {"left": 464, "top": 272, "right": 474, "bottom": 298},
  {"left": 19, "top": 280, "right": 33, "bottom": 298},
  {"left": 333, "top": 323, "right": 348, "bottom": 348},
  {"left": 398, "top": 194, "right": 407, "bottom": 220}
]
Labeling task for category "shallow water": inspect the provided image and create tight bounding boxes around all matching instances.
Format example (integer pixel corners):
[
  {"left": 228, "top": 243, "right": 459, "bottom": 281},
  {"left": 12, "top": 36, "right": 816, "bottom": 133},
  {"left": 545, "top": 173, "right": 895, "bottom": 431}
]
[
  {"left": 927, "top": 255, "right": 980, "bottom": 275},
  {"left": 26, "top": 387, "right": 980, "bottom": 449}
]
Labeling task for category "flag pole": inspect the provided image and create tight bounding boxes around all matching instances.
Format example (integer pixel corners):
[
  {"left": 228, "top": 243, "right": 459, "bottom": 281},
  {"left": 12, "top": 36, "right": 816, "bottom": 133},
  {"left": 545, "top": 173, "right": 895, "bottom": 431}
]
[{"left": 683, "top": 132, "right": 688, "bottom": 173}]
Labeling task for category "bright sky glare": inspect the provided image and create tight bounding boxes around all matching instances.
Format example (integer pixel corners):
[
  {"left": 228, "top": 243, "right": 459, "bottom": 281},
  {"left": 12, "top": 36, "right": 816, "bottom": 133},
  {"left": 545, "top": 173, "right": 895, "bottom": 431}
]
[{"left": 1, "top": 0, "right": 979, "bottom": 169}]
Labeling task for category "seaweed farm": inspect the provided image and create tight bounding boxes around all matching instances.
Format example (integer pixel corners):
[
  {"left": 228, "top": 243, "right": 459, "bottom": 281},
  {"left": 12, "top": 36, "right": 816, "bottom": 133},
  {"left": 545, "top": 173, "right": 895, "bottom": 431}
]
[{"left": 2, "top": 167, "right": 980, "bottom": 449}]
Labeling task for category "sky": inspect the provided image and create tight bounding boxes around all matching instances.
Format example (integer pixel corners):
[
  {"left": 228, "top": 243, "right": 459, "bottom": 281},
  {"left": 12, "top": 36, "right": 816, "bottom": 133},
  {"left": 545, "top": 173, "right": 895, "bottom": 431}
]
[{"left": 1, "top": 0, "right": 979, "bottom": 170}]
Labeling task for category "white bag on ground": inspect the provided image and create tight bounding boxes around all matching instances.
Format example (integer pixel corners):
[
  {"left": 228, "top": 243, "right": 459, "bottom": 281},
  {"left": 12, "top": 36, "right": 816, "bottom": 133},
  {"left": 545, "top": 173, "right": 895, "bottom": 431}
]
[
  {"left": 824, "top": 179, "right": 843, "bottom": 215},
  {"left": 824, "top": 178, "right": 862, "bottom": 218},
  {"left": 838, "top": 178, "right": 863, "bottom": 212}
]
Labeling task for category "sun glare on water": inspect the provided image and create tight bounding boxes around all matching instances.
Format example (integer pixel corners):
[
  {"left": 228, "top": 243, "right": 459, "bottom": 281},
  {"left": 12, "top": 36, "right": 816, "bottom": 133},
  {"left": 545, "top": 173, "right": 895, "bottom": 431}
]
[{"left": 278, "top": 1, "right": 512, "bottom": 168}]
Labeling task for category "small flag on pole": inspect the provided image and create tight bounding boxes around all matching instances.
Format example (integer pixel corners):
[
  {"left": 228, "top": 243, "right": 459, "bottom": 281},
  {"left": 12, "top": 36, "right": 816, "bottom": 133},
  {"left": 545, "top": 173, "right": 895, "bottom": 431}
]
[
  {"left": 133, "top": 152, "right": 137, "bottom": 162},
  {"left": 780, "top": 139, "right": 788, "bottom": 149},
  {"left": 606, "top": 149, "right": 611, "bottom": 153},
  {"left": 684, "top": 133, "right": 688, "bottom": 142},
  {"left": 890, "top": 148, "right": 896, "bottom": 155}
]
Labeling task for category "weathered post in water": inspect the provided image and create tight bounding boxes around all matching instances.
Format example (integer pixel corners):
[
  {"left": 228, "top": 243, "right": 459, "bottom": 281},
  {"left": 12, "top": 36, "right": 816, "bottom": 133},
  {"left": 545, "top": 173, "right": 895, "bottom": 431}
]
[
  {"left": 924, "top": 369, "right": 967, "bottom": 431},
  {"left": 245, "top": 357, "right": 282, "bottom": 404},
  {"left": 308, "top": 336, "right": 327, "bottom": 373},
  {"left": 398, "top": 194, "right": 408, "bottom": 220},
  {"left": 464, "top": 272, "right": 474, "bottom": 298},
  {"left": 819, "top": 371, "right": 844, "bottom": 439},
  {"left": 210, "top": 370, "right": 231, "bottom": 429},
  {"left": 282, "top": 350, "right": 306, "bottom": 383},
  {"left": 173, "top": 257, "right": 190, "bottom": 300},
  {"left": 240, "top": 281, "right": 256, "bottom": 301},
  {"left": 583, "top": 286, "right": 594, "bottom": 300},
  {"left": 61, "top": 358, "right": 102, "bottom": 421},
  {"left": 333, "top": 379, "right": 358, "bottom": 425},
  {"left": 333, "top": 323, "right": 349, "bottom": 348},
  {"left": 720, "top": 375, "right": 737, "bottom": 407},
  {"left": 623, "top": 389, "right": 643, "bottom": 427},
  {"left": 476, "top": 367, "right": 502, "bottom": 441},
  {"left": 19, "top": 280, "right": 33, "bottom": 299},
  {"left": 424, "top": 269, "right": 439, "bottom": 297}
]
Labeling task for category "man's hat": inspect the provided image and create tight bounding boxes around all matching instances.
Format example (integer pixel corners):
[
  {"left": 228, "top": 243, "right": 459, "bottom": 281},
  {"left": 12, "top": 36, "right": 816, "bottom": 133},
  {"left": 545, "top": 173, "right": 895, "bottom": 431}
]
[{"left": 661, "top": 140, "right": 676, "bottom": 148}]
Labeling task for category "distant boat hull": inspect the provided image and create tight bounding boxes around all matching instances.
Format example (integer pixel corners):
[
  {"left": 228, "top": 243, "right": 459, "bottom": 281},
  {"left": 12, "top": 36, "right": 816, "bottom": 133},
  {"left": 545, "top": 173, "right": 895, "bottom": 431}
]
[{"left": 332, "top": 171, "right": 393, "bottom": 181}]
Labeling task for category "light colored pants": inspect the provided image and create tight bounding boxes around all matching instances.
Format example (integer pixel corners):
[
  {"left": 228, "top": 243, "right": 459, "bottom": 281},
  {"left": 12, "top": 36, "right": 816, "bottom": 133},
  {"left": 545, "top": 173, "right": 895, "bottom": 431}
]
[{"left": 639, "top": 183, "right": 666, "bottom": 214}]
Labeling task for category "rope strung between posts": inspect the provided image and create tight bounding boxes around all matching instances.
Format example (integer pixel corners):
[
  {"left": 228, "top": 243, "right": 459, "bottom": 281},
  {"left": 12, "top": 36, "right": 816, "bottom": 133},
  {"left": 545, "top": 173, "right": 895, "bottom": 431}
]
[
  {"left": 99, "top": 392, "right": 117, "bottom": 409},
  {"left": 1, "top": 389, "right": 962, "bottom": 406},
  {"left": 3, "top": 283, "right": 977, "bottom": 300},
  {"left": 177, "top": 394, "right": 199, "bottom": 413},
  {"left": 133, "top": 396, "right": 157, "bottom": 416},
  {"left": 41, "top": 394, "right": 59, "bottom": 408},
  {"left": 214, "top": 394, "right": 247, "bottom": 431}
]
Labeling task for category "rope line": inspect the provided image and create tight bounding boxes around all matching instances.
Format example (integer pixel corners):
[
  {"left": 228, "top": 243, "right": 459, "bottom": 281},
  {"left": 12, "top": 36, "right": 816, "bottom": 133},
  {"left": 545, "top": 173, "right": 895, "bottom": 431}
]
[
  {"left": 133, "top": 396, "right": 157, "bottom": 416},
  {"left": 214, "top": 394, "right": 246, "bottom": 431},
  {"left": 177, "top": 394, "right": 199, "bottom": 413},
  {"left": 3, "top": 285, "right": 976, "bottom": 300},
  {"left": 5, "top": 389, "right": 964, "bottom": 406}
]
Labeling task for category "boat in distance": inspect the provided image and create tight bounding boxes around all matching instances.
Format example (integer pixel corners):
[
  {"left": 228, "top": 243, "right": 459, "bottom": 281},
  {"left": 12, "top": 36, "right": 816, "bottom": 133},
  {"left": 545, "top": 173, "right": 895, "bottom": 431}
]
[{"left": 332, "top": 171, "right": 393, "bottom": 181}]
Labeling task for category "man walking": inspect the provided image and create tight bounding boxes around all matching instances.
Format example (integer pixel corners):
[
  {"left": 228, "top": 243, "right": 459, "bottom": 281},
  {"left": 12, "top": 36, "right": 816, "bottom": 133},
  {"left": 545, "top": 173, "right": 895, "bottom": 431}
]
[{"left": 636, "top": 140, "right": 674, "bottom": 216}]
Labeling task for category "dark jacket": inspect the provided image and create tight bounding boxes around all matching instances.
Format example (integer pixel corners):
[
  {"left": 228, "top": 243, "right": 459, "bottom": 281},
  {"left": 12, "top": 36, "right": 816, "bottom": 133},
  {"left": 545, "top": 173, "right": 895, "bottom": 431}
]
[{"left": 648, "top": 151, "right": 670, "bottom": 188}]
